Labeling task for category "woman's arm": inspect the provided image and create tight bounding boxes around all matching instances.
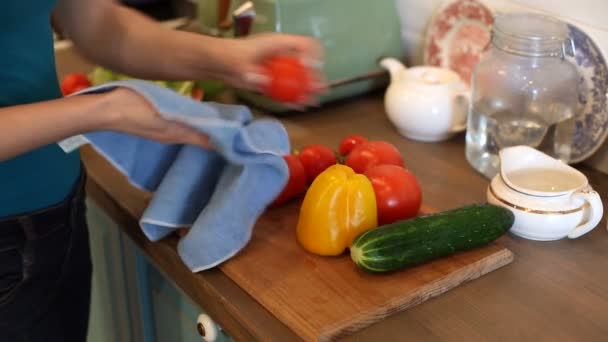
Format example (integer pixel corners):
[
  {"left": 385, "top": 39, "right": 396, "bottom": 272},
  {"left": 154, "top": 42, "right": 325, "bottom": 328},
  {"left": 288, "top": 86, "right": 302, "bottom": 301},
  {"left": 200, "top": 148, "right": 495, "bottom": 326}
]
[
  {"left": 0, "top": 89, "right": 210, "bottom": 161},
  {"left": 54, "top": 0, "right": 323, "bottom": 92},
  {"left": 2, "top": 0, "right": 323, "bottom": 161}
]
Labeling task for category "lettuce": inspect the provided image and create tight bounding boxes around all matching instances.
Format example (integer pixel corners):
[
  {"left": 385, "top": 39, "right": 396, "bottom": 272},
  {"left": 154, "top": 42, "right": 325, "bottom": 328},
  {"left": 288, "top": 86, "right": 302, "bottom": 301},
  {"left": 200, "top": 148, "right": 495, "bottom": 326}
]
[{"left": 89, "top": 67, "right": 196, "bottom": 98}]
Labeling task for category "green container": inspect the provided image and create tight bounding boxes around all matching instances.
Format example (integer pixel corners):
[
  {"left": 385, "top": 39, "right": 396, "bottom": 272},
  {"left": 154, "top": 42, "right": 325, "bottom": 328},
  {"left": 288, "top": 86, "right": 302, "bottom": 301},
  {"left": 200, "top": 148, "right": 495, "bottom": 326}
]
[{"left": 197, "top": 0, "right": 403, "bottom": 112}]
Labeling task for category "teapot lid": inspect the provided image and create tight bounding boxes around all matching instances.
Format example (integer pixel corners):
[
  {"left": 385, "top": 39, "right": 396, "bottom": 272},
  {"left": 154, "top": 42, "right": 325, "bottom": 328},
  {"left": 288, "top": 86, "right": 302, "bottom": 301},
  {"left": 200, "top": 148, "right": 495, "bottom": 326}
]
[{"left": 405, "top": 66, "right": 463, "bottom": 87}]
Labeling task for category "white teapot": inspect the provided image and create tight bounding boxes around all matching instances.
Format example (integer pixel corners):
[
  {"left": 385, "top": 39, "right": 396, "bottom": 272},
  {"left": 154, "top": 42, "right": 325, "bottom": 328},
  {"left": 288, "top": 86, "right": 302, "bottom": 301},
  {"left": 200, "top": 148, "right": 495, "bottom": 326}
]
[{"left": 380, "top": 58, "right": 470, "bottom": 142}]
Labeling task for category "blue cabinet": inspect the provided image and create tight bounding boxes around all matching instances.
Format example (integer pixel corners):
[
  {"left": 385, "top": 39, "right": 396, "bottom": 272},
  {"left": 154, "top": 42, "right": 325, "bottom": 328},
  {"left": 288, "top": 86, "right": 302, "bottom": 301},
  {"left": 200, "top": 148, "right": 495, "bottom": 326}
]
[
  {"left": 86, "top": 198, "right": 140, "bottom": 342},
  {"left": 85, "top": 199, "right": 233, "bottom": 342},
  {"left": 135, "top": 252, "right": 232, "bottom": 342}
]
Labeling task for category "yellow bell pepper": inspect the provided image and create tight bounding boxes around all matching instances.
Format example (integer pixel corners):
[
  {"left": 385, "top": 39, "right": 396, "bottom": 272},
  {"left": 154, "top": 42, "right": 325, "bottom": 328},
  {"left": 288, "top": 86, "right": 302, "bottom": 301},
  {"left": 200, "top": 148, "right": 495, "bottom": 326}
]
[{"left": 296, "top": 164, "right": 378, "bottom": 256}]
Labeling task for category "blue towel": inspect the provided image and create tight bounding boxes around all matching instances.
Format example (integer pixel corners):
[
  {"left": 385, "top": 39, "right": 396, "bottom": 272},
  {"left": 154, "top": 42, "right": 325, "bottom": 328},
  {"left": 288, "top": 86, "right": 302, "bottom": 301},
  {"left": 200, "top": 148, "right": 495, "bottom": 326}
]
[{"left": 72, "top": 80, "right": 290, "bottom": 272}]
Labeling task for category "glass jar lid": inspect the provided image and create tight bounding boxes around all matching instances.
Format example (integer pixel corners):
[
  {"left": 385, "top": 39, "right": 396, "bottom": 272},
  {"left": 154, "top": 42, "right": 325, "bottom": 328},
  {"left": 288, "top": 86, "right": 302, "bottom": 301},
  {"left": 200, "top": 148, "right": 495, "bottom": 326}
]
[{"left": 492, "top": 13, "right": 570, "bottom": 57}]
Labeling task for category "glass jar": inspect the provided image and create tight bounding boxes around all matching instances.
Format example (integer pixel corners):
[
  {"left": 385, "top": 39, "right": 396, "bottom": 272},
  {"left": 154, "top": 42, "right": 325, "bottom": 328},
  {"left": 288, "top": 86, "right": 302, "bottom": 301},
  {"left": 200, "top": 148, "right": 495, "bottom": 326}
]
[{"left": 465, "top": 13, "right": 580, "bottom": 179}]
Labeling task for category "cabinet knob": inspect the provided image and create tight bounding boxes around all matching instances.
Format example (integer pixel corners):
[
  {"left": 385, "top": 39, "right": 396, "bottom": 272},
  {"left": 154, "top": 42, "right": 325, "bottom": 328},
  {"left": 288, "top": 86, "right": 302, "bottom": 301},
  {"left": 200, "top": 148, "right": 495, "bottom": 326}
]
[{"left": 197, "top": 314, "right": 218, "bottom": 342}]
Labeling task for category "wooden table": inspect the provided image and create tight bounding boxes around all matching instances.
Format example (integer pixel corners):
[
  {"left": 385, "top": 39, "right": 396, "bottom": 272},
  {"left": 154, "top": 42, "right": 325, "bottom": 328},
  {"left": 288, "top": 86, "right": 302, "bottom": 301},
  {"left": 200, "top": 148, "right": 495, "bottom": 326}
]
[{"left": 82, "top": 91, "right": 608, "bottom": 341}]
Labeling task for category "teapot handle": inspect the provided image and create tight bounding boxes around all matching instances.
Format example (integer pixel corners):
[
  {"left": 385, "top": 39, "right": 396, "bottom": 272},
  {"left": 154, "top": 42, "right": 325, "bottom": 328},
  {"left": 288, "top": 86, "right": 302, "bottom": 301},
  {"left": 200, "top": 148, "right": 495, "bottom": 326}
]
[
  {"left": 449, "top": 83, "right": 471, "bottom": 133},
  {"left": 568, "top": 186, "right": 604, "bottom": 239}
]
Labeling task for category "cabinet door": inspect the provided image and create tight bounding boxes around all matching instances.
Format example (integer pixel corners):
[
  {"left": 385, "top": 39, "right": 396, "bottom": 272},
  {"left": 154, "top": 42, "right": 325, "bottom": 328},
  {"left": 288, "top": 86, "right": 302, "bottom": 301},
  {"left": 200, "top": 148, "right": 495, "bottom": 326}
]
[
  {"left": 135, "top": 252, "right": 233, "bottom": 342},
  {"left": 85, "top": 199, "right": 139, "bottom": 342},
  {"left": 85, "top": 198, "right": 234, "bottom": 342}
]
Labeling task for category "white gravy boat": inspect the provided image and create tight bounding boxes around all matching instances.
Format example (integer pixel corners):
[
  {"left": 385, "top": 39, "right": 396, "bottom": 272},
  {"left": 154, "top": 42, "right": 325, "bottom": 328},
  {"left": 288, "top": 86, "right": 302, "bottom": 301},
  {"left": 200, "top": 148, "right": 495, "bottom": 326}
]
[{"left": 487, "top": 145, "right": 603, "bottom": 240}]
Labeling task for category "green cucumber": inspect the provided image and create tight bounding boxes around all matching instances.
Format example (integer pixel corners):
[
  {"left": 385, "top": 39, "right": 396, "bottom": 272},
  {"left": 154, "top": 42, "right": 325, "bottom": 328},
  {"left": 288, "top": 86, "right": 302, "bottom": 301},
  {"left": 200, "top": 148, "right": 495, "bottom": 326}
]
[{"left": 350, "top": 203, "right": 514, "bottom": 273}]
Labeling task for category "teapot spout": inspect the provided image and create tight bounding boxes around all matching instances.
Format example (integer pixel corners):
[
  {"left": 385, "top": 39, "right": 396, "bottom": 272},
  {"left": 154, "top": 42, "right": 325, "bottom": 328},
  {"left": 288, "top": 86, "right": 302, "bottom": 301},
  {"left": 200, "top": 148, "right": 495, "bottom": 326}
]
[{"left": 379, "top": 57, "right": 406, "bottom": 82}]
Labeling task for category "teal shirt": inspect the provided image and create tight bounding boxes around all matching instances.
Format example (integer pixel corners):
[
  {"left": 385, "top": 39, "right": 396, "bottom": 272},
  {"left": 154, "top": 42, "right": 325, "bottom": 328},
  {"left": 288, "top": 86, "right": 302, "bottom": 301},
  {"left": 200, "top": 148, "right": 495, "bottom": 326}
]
[{"left": 0, "top": 0, "right": 81, "bottom": 217}]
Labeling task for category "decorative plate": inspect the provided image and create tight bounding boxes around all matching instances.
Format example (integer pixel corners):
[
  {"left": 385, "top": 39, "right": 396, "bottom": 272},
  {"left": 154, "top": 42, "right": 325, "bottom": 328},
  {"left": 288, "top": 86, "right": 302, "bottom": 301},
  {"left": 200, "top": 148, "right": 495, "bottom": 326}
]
[
  {"left": 563, "top": 23, "right": 608, "bottom": 163},
  {"left": 423, "top": 0, "right": 494, "bottom": 87}
]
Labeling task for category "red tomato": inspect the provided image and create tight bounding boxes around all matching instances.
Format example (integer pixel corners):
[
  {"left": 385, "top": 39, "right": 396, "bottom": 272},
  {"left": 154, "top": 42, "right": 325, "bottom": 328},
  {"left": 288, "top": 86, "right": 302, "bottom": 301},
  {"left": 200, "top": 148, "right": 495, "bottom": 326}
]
[
  {"left": 338, "top": 134, "right": 368, "bottom": 156},
  {"left": 345, "top": 141, "right": 404, "bottom": 174},
  {"left": 297, "top": 145, "right": 337, "bottom": 183},
  {"left": 272, "top": 155, "right": 307, "bottom": 206},
  {"left": 262, "top": 56, "right": 311, "bottom": 103},
  {"left": 191, "top": 86, "right": 204, "bottom": 101},
  {"left": 61, "top": 73, "right": 92, "bottom": 96},
  {"left": 365, "top": 164, "right": 422, "bottom": 225}
]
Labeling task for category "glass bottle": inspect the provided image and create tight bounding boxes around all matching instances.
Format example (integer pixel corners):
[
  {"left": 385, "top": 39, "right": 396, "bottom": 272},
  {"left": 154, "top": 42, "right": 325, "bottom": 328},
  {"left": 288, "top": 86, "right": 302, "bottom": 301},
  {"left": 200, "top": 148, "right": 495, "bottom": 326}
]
[{"left": 465, "top": 13, "right": 580, "bottom": 179}]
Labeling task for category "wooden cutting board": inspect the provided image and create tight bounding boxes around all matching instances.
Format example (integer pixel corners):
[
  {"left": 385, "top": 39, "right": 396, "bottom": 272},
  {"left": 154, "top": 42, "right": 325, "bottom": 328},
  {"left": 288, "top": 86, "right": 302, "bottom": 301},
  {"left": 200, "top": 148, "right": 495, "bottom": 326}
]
[{"left": 219, "top": 203, "right": 514, "bottom": 342}]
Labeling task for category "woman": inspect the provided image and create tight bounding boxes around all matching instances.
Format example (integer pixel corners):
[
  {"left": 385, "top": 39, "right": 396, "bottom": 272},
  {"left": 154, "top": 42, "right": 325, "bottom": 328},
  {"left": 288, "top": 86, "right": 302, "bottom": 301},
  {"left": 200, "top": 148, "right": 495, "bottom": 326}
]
[{"left": 0, "top": 0, "right": 324, "bottom": 341}]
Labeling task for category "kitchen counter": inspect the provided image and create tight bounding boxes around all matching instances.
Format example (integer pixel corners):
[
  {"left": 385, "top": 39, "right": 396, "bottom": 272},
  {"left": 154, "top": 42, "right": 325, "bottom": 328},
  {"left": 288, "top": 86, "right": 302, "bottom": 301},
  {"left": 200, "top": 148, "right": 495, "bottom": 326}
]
[{"left": 82, "top": 91, "right": 608, "bottom": 341}]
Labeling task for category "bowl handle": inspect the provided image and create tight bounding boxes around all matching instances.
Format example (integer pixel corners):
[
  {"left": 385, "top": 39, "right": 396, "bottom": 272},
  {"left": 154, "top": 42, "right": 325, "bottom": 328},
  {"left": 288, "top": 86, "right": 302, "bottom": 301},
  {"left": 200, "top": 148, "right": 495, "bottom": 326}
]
[{"left": 568, "top": 186, "right": 604, "bottom": 239}]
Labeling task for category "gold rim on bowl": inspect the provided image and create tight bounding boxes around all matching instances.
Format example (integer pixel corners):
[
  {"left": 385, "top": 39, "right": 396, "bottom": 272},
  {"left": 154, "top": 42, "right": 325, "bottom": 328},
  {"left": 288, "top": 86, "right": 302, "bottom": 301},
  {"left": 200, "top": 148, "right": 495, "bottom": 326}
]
[{"left": 488, "top": 185, "right": 587, "bottom": 215}]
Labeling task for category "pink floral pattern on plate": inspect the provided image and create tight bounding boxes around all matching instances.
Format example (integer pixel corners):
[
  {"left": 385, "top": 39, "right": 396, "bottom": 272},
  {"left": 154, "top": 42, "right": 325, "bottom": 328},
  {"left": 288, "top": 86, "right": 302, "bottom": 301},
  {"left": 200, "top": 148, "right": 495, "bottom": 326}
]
[{"left": 424, "top": 0, "right": 494, "bottom": 86}]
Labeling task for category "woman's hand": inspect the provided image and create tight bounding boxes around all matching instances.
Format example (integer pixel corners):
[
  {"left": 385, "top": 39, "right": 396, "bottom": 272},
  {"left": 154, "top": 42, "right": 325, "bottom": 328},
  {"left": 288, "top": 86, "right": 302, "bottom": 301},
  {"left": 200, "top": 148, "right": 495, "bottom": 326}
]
[
  {"left": 0, "top": 87, "right": 209, "bottom": 161},
  {"left": 211, "top": 33, "right": 326, "bottom": 106},
  {"left": 102, "top": 88, "right": 212, "bottom": 149},
  {"left": 56, "top": 1, "right": 326, "bottom": 107}
]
